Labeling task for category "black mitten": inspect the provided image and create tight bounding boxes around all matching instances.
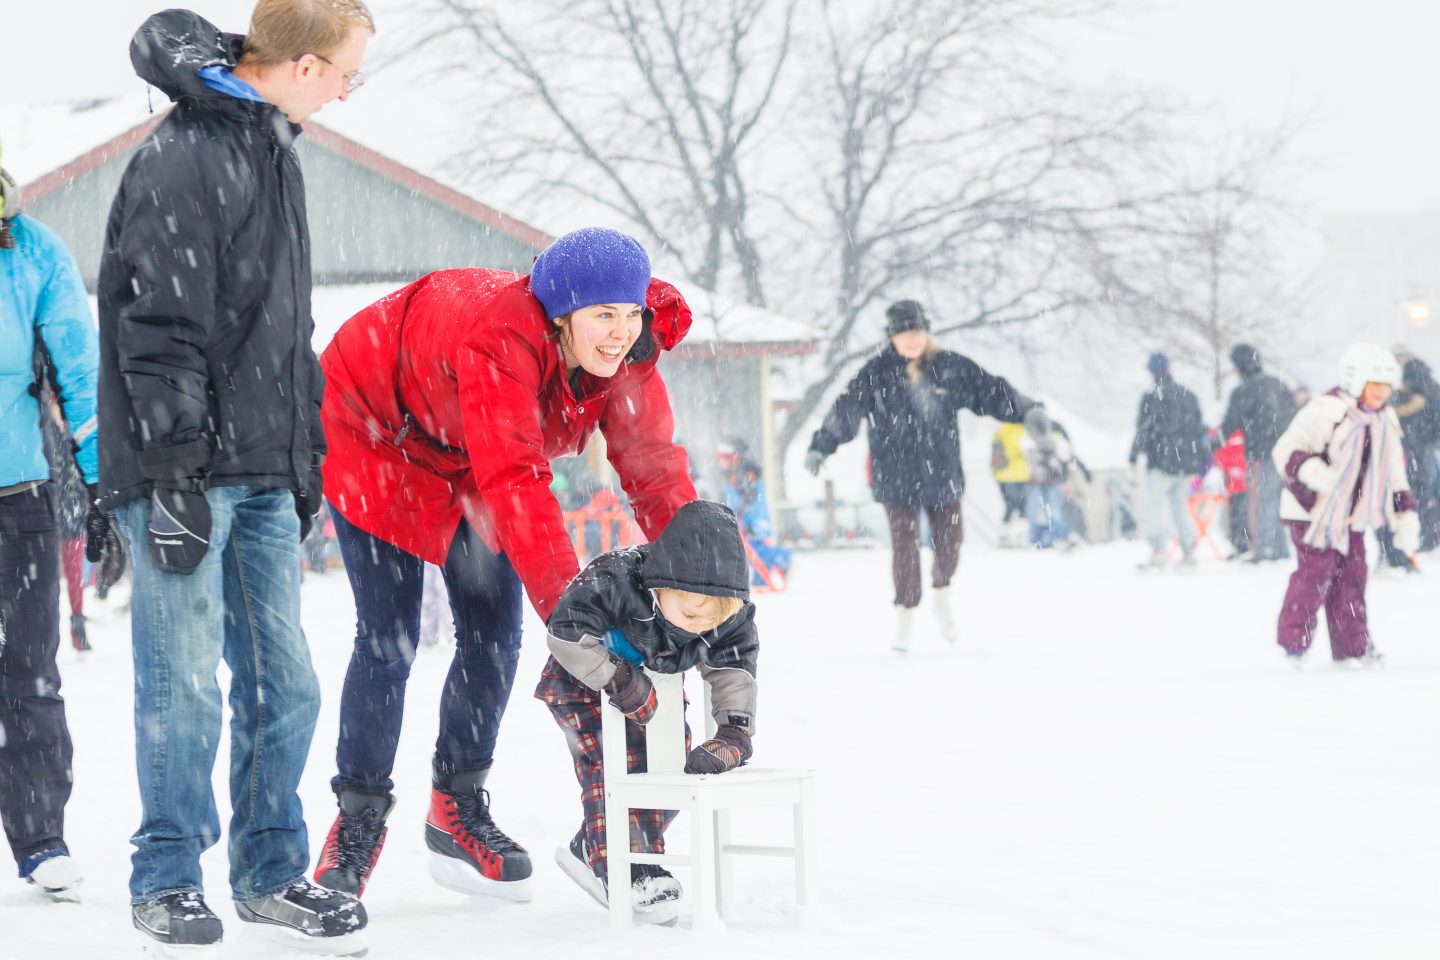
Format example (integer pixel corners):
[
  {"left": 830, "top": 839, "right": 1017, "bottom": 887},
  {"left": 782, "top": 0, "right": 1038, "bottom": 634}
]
[
  {"left": 149, "top": 486, "right": 211, "bottom": 575},
  {"left": 684, "top": 724, "right": 753, "bottom": 774},
  {"left": 604, "top": 660, "right": 657, "bottom": 724},
  {"left": 84, "top": 486, "right": 130, "bottom": 591}
]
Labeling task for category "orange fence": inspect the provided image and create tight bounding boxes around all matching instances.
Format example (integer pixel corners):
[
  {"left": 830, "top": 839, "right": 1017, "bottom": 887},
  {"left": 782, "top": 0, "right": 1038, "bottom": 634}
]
[{"left": 562, "top": 490, "right": 634, "bottom": 561}]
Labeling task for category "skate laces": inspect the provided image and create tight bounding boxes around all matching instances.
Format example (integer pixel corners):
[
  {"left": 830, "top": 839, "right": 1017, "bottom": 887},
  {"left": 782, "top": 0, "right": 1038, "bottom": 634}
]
[
  {"left": 452, "top": 789, "right": 523, "bottom": 854},
  {"left": 336, "top": 806, "right": 386, "bottom": 873}
]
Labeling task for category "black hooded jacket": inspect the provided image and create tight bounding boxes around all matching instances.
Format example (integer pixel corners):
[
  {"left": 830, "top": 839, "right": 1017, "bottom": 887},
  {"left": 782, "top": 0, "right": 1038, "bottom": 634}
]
[
  {"left": 545, "top": 500, "right": 760, "bottom": 729},
  {"left": 808, "top": 347, "right": 1029, "bottom": 507},
  {"left": 1220, "top": 347, "right": 1296, "bottom": 460},
  {"left": 1129, "top": 373, "right": 1208, "bottom": 476},
  {"left": 96, "top": 10, "right": 324, "bottom": 511}
]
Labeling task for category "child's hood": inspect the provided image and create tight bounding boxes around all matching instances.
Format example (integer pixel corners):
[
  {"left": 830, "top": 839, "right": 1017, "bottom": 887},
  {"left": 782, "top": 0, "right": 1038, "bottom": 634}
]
[{"left": 641, "top": 500, "right": 750, "bottom": 600}]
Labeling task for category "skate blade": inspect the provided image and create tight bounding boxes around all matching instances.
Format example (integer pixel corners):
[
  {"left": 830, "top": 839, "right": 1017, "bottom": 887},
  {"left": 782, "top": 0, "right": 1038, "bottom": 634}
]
[
  {"left": 135, "top": 932, "right": 223, "bottom": 957},
  {"left": 242, "top": 922, "right": 368, "bottom": 957},
  {"left": 31, "top": 879, "right": 82, "bottom": 904},
  {"left": 554, "top": 846, "right": 609, "bottom": 910},
  {"left": 632, "top": 894, "right": 681, "bottom": 926},
  {"left": 428, "top": 852, "right": 533, "bottom": 902}
]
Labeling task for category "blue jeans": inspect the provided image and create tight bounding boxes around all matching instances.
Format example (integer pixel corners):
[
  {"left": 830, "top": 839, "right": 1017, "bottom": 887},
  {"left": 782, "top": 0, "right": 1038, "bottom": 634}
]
[
  {"left": 330, "top": 508, "right": 523, "bottom": 793},
  {"left": 1025, "top": 484, "right": 1070, "bottom": 548},
  {"left": 116, "top": 485, "right": 319, "bottom": 903}
]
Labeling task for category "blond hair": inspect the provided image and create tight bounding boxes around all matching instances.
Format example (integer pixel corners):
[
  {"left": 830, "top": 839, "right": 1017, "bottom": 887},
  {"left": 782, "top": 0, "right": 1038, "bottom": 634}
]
[
  {"left": 655, "top": 588, "right": 745, "bottom": 632},
  {"left": 904, "top": 334, "right": 942, "bottom": 386},
  {"left": 242, "top": 0, "right": 376, "bottom": 66}
]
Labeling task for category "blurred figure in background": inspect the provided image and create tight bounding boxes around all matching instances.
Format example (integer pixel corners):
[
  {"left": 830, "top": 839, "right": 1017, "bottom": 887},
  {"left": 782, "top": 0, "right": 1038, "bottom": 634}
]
[
  {"left": 1130, "top": 352, "right": 1207, "bottom": 569},
  {"left": 1212, "top": 428, "right": 1250, "bottom": 557},
  {"left": 1221, "top": 344, "right": 1297, "bottom": 562},
  {"left": 991, "top": 421, "right": 1031, "bottom": 547},
  {"left": 717, "top": 437, "right": 791, "bottom": 586},
  {"left": 1391, "top": 347, "right": 1440, "bottom": 553},
  {"left": 1019, "top": 405, "right": 1080, "bottom": 550}
]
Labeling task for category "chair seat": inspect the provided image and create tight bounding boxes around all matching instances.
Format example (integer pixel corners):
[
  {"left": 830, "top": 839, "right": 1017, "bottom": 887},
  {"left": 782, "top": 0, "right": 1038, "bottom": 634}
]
[{"left": 618, "top": 767, "right": 815, "bottom": 788}]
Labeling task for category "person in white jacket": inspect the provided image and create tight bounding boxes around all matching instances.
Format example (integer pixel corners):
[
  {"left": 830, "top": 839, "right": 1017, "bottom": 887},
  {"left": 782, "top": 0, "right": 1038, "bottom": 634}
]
[{"left": 1270, "top": 343, "right": 1420, "bottom": 665}]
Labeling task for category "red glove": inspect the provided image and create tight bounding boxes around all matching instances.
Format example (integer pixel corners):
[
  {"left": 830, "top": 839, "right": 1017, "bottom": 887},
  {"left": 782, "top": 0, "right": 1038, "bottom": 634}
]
[{"left": 604, "top": 660, "right": 657, "bottom": 724}]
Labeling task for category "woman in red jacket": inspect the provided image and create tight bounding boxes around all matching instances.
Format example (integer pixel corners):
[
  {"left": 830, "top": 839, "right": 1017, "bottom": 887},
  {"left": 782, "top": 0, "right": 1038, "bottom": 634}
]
[{"left": 310, "top": 228, "right": 697, "bottom": 904}]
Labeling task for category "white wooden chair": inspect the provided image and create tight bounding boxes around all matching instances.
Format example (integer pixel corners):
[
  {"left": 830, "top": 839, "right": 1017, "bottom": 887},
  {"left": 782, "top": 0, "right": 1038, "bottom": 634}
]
[{"left": 601, "top": 669, "right": 817, "bottom": 930}]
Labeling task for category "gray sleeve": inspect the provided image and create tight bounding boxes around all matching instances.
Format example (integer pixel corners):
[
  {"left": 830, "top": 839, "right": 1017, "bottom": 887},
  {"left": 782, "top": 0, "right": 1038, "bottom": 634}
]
[
  {"left": 698, "top": 662, "right": 757, "bottom": 737},
  {"left": 547, "top": 631, "right": 620, "bottom": 691}
]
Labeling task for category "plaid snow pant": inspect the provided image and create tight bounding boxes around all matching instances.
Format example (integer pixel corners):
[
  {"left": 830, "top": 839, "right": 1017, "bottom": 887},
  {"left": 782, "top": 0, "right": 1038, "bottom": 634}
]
[
  {"left": 535, "top": 656, "right": 690, "bottom": 879},
  {"left": 1276, "top": 523, "right": 1370, "bottom": 659}
]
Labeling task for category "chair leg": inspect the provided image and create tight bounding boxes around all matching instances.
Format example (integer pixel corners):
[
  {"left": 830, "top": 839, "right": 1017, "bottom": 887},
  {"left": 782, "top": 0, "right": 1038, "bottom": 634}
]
[
  {"left": 715, "top": 808, "right": 735, "bottom": 920},
  {"left": 606, "top": 795, "right": 631, "bottom": 929},
  {"left": 689, "top": 797, "right": 723, "bottom": 931},
  {"left": 795, "top": 779, "right": 818, "bottom": 909}
]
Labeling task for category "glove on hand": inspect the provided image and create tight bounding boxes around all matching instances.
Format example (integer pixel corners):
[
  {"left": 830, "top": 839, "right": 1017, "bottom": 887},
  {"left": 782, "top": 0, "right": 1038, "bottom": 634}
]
[
  {"left": 84, "top": 485, "right": 130, "bottom": 591},
  {"left": 149, "top": 486, "right": 211, "bottom": 575},
  {"left": 684, "top": 724, "right": 753, "bottom": 775},
  {"left": 296, "top": 456, "right": 325, "bottom": 541},
  {"left": 1393, "top": 510, "right": 1421, "bottom": 558},
  {"left": 804, "top": 449, "right": 825, "bottom": 476},
  {"left": 605, "top": 660, "right": 657, "bottom": 724}
]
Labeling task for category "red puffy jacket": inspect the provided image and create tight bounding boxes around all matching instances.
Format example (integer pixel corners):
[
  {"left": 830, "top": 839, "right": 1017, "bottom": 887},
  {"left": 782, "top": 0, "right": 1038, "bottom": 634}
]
[{"left": 320, "top": 269, "right": 696, "bottom": 621}]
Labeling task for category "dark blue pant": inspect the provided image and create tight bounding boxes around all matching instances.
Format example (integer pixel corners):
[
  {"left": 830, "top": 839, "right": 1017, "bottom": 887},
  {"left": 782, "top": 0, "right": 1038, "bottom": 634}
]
[
  {"left": 0, "top": 482, "right": 72, "bottom": 867},
  {"left": 330, "top": 508, "right": 524, "bottom": 792}
]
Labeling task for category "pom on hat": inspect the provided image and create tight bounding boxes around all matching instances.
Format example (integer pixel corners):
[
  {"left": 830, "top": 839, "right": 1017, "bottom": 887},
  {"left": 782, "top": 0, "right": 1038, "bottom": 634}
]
[{"left": 530, "top": 227, "right": 652, "bottom": 320}]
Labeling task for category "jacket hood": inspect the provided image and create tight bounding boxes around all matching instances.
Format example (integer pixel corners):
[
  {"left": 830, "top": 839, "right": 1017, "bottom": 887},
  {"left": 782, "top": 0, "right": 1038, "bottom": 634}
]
[
  {"left": 641, "top": 500, "right": 749, "bottom": 600},
  {"left": 1231, "top": 343, "right": 1264, "bottom": 377},
  {"left": 131, "top": 9, "right": 244, "bottom": 103},
  {"left": 0, "top": 168, "right": 22, "bottom": 219}
]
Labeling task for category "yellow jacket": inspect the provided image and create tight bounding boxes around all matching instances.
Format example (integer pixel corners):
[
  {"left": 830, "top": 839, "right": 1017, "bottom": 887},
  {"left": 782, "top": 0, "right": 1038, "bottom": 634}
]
[{"left": 991, "top": 422, "right": 1031, "bottom": 483}]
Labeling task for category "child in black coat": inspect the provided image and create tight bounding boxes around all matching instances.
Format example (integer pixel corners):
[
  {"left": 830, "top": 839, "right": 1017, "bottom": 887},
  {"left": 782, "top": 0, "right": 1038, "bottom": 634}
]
[{"left": 535, "top": 499, "right": 759, "bottom": 923}]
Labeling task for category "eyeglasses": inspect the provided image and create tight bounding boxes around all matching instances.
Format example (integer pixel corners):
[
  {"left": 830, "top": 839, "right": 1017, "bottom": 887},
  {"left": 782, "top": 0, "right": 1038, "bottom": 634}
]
[{"left": 293, "top": 52, "right": 365, "bottom": 93}]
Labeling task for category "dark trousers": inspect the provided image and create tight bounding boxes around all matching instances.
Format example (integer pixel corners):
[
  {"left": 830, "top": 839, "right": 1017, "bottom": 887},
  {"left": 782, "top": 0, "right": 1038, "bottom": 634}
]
[
  {"left": 534, "top": 658, "right": 686, "bottom": 879},
  {"left": 1248, "top": 458, "right": 1289, "bottom": 560},
  {"left": 884, "top": 501, "right": 964, "bottom": 609},
  {"left": 1277, "top": 523, "right": 1369, "bottom": 659},
  {"left": 0, "top": 483, "right": 73, "bottom": 866},
  {"left": 998, "top": 483, "right": 1026, "bottom": 524},
  {"left": 331, "top": 507, "right": 524, "bottom": 793},
  {"left": 1226, "top": 491, "right": 1251, "bottom": 554}
]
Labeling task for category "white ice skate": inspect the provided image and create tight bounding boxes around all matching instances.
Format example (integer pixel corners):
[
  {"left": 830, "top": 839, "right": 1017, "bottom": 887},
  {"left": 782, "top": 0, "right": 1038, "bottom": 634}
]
[
  {"left": 893, "top": 606, "right": 914, "bottom": 653},
  {"left": 931, "top": 587, "right": 959, "bottom": 644}
]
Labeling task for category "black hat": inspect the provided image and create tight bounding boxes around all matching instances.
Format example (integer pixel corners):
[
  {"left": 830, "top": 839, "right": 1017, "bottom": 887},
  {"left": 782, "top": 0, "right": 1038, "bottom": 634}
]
[
  {"left": 1230, "top": 343, "right": 1263, "bottom": 376},
  {"left": 885, "top": 300, "right": 930, "bottom": 336}
]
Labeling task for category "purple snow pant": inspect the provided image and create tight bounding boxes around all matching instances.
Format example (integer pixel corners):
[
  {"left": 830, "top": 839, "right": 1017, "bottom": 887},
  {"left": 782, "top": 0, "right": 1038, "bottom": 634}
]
[{"left": 1276, "top": 522, "right": 1370, "bottom": 660}]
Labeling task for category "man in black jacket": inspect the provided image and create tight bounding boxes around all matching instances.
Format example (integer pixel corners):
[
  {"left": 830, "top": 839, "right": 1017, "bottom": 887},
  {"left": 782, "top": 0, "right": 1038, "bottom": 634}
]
[
  {"left": 1129, "top": 352, "right": 1206, "bottom": 569},
  {"left": 97, "top": 2, "right": 373, "bottom": 950},
  {"left": 1220, "top": 344, "right": 1296, "bottom": 561}
]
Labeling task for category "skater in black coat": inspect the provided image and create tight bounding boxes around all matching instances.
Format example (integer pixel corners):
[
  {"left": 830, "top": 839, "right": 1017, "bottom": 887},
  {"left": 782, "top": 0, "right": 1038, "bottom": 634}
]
[
  {"left": 805, "top": 300, "right": 1029, "bottom": 651},
  {"left": 1221, "top": 344, "right": 1297, "bottom": 560}
]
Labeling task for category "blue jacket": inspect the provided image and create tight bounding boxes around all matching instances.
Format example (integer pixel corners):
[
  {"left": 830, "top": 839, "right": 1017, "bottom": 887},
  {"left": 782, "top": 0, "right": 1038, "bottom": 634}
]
[{"left": 0, "top": 214, "right": 100, "bottom": 487}]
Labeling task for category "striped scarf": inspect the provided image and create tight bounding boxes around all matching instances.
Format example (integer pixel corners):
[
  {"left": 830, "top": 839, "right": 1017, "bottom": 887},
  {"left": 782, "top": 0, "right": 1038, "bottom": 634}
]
[{"left": 1303, "top": 404, "right": 1393, "bottom": 554}]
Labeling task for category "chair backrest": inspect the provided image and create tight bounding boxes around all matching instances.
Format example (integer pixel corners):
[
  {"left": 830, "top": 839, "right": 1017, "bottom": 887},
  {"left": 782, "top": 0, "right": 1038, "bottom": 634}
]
[{"left": 600, "top": 669, "right": 714, "bottom": 778}]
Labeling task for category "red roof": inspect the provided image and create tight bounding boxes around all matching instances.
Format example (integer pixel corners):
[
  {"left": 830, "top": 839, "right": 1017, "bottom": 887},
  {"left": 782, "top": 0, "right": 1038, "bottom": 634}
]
[{"left": 21, "top": 109, "right": 553, "bottom": 251}]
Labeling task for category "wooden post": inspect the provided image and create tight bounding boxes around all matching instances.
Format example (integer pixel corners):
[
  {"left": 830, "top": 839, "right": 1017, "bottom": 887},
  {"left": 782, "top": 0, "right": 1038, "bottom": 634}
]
[{"left": 823, "top": 479, "right": 836, "bottom": 546}]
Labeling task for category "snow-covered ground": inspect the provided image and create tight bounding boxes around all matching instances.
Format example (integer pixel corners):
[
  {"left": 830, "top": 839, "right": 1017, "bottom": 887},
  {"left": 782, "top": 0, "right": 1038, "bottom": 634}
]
[{"left": 4, "top": 542, "right": 1438, "bottom": 959}]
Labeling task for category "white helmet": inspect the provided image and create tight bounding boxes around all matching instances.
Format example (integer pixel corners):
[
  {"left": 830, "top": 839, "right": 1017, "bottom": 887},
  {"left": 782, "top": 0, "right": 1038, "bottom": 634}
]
[{"left": 1338, "top": 342, "right": 1401, "bottom": 397}]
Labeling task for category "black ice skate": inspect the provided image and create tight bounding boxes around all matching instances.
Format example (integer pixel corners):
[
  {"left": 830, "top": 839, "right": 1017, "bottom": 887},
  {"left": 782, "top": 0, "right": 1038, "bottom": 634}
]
[
  {"left": 314, "top": 789, "right": 395, "bottom": 897},
  {"left": 554, "top": 830, "right": 682, "bottom": 925},
  {"left": 234, "top": 878, "right": 367, "bottom": 956},
  {"left": 131, "top": 890, "right": 223, "bottom": 948}
]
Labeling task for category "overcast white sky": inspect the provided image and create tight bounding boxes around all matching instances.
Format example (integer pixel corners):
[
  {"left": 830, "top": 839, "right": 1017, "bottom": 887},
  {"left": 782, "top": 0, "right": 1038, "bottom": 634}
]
[{"left": 2, "top": 0, "right": 1437, "bottom": 214}]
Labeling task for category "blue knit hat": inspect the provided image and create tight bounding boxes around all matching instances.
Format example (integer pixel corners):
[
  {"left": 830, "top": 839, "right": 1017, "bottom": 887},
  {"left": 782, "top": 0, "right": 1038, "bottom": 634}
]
[
  {"left": 529, "top": 227, "right": 652, "bottom": 320},
  {"left": 1146, "top": 352, "right": 1169, "bottom": 377}
]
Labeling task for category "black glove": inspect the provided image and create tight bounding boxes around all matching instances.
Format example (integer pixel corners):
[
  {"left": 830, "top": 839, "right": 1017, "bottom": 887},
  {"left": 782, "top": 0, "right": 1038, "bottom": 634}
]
[
  {"left": 84, "top": 485, "right": 129, "bottom": 591},
  {"left": 684, "top": 724, "right": 753, "bottom": 774},
  {"left": 604, "top": 660, "right": 657, "bottom": 724},
  {"left": 804, "top": 449, "right": 825, "bottom": 476},
  {"left": 149, "top": 485, "right": 212, "bottom": 575},
  {"left": 296, "top": 455, "right": 325, "bottom": 541}
]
